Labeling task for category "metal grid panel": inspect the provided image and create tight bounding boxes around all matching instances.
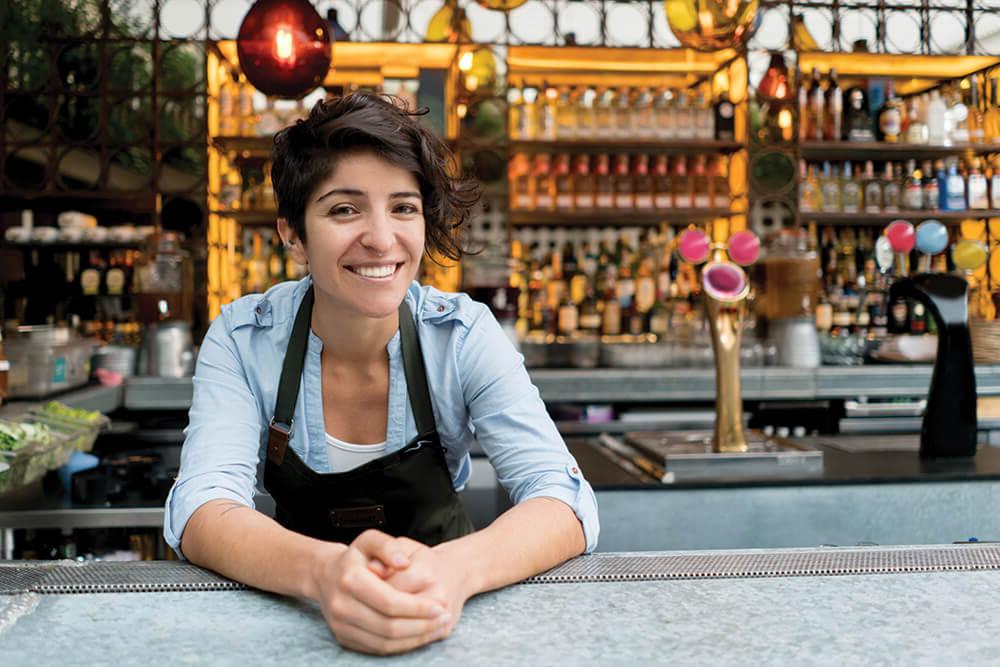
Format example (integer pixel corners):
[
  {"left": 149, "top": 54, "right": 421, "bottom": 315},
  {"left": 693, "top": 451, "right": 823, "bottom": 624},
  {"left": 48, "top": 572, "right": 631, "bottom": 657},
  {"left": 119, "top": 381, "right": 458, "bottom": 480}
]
[
  {"left": 0, "top": 561, "right": 245, "bottom": 595},
  {"left": 525, "top": 545, "right": 1000, "bottom": 584}
]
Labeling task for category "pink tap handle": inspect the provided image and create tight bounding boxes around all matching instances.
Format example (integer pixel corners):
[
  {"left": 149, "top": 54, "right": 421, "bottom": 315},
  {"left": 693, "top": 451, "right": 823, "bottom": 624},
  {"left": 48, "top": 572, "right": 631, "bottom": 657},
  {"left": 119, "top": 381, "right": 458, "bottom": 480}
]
[
  {"left": 885, "top": 219, "right": 916, "bottom": 254},
  {"left": 727, "top": 230, "right": 760, "bottom": 266},
  {"left": 678, "top": 228, "right": 710, "bottom": 264}
]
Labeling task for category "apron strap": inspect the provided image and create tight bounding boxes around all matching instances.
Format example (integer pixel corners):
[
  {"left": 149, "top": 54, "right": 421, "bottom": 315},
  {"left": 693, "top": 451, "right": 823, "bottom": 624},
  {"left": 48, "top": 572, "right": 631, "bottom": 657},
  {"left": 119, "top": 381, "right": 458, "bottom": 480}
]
[
  {"left": 268, "top": 285, "right": 438, "bottom": 465},
  {"left": 268, "top": 285, "right": 314, "bottom": 465},
  {"left": 398, "top": 301, "right": 438, "bottom": 439}
]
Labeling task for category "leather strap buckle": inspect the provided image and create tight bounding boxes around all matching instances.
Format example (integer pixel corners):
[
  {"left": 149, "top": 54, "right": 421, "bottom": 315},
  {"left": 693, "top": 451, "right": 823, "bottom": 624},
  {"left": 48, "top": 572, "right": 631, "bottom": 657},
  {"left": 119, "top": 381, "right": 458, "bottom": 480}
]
[
  {"left": 267, "top": 418, "right": 292, "bottom": 466},
  {"left": 329, "top": 505, "right": 386, "bottom": 529}
]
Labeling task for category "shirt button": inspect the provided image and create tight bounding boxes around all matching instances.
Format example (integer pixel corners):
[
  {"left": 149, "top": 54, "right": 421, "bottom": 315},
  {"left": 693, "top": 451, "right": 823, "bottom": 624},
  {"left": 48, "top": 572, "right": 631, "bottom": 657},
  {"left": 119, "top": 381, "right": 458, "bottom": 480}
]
[
  {"left": 571, "top": 467, "right": 579, "bottom": 474},
  {"left": 437, "top": 305, "right": 445, "bottom": 312}
]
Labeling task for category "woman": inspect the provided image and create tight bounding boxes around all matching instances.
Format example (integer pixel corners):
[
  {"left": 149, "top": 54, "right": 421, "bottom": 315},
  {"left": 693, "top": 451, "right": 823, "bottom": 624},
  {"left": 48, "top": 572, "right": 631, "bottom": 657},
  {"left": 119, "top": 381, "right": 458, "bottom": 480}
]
[{"left": 165, "top": 93, "right": 599, "bottom": 655}]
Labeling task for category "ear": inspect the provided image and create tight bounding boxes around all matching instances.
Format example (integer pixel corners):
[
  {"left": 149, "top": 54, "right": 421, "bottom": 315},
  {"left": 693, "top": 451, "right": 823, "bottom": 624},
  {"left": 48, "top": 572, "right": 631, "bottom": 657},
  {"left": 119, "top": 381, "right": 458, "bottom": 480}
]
[{"left": 277, "top": 218, "right": 308, "bottom": 265}]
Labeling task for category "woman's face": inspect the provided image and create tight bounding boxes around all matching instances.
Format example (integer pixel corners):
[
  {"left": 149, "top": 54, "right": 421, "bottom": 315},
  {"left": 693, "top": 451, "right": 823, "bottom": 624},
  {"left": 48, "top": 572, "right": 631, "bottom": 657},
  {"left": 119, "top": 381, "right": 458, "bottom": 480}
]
[{"left": 292, "top": 150, "right": 425, "bottom": 320}]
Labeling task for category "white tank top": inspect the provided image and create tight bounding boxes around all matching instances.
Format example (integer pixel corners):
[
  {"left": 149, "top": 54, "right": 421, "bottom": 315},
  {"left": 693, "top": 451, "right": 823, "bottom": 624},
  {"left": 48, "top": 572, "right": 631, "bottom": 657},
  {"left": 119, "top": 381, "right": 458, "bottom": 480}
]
[{"left": 325, "top": 432, "right": 388, "bottom": 473}]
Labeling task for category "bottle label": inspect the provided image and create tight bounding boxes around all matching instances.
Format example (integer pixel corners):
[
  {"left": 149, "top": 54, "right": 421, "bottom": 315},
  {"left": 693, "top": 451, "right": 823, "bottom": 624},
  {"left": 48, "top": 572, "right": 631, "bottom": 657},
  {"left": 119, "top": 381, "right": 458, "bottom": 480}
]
[
  {"left": 556, "top": 194, "right": 573, "bottom": 210},
  {"left": 615, "top": 193, "right": 633, "bottom": 209},
  {"left": 992, "top": 176, "right": 1000, "bottom": 209},
  {"left": 904, "top": 185, "right": 923, "bottom": 210},
  {"left": 879, "top": 109, "right": 902, "bottom": 138},
  {"left": 675, "top": 193, "right": 692, "bottom": 208},
  {"left": 106, "top": 268, "right": 125, "bottom": 296},
  {"left": 579, "top": 313, "right": 601, "bottom": 331},
  {"left": 655, "top": 194, "right": 672, "bottom": 209},
  {"left": 576, "top": 193, "right": 595, "bottom": 209},
  {"left": 81, "top": 269, "right": 100, "bottom": 296},
  {"left": 635, "top": 194, "right": 653, "bottom": 210},
  {"left": 969, "top": 175, "right": 989, "bottom": 209},
  {"left": 596, "top": 194, "right": 614, "bottom": 208}
]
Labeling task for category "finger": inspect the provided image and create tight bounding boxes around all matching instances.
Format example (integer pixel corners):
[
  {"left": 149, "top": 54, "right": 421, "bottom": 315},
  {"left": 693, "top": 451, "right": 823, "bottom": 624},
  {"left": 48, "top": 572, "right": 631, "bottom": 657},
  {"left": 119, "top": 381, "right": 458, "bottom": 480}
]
[
  {"left": 367, "top": 558, "right": 390, "bottom": 578},
  {"left": 331, "top": 619, "right": 448, "bottom": 656},
  {"left": 352, "top": 530, "right": 410, "bottom": 569},
  {"left": 341, "top": 563, "right": 445, "bottom": 619},
  {"left": 386, "top": 566, "right": 436, "bottom": 595},
  {"left": 334, "top": 593, "right": 451, "bottom": 641}
]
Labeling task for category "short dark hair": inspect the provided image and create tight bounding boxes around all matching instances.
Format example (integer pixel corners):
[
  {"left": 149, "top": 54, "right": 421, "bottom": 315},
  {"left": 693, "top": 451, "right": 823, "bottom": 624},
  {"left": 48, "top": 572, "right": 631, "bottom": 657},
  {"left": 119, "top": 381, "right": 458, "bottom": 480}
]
[{"left": 270, "top": 93, "right": 479, "bottom": 262}]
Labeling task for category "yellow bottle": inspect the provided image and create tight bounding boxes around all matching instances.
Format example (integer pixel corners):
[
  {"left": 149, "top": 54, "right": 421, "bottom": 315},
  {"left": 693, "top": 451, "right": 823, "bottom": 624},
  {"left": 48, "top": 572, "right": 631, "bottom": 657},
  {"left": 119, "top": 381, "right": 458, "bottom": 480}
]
[{"left": 986, "top": 78, "right": 1000, "bottom": 144}]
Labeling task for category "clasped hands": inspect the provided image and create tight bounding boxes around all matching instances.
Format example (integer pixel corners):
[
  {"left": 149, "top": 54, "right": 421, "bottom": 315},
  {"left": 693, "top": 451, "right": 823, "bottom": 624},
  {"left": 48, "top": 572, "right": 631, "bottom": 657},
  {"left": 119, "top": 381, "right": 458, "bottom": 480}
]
[{"left": 310, "top": 529, "right": 473, "bottom": 656}]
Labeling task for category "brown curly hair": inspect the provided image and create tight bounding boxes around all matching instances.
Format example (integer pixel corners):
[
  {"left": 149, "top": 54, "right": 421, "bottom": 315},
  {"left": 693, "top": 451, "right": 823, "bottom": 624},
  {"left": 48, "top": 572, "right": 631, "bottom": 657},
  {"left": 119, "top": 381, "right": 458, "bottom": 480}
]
[{"left": 270, "top": 92, "right": 480, "bottom": 261}]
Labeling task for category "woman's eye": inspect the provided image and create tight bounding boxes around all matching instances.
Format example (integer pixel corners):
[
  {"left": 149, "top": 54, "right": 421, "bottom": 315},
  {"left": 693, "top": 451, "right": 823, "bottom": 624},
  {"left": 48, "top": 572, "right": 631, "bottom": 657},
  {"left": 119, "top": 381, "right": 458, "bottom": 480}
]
[
  {"left": 330, "top": 205, "right": 357, "bottom": 216},
  {"left": 396, "top": 204, "right": 420, "bottom": 215}
]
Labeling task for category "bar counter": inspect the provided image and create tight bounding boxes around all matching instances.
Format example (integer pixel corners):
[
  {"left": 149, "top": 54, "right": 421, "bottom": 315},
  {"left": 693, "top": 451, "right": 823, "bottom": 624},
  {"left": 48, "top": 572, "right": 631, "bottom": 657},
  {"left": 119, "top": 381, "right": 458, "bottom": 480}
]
[{"left": 2, "top": 544, "right": 999, "bottom": 664}]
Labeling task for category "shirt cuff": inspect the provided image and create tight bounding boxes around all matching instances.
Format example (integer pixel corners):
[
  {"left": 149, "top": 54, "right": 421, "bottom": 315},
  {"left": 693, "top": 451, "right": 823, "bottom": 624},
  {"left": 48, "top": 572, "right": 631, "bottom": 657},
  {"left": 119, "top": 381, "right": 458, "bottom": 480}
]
[
  {"left": 516, "top": 464, "right": 600, "bottom": 554},
  {"left": 163, "top": 483, "right": 254, "bottom": 559}
]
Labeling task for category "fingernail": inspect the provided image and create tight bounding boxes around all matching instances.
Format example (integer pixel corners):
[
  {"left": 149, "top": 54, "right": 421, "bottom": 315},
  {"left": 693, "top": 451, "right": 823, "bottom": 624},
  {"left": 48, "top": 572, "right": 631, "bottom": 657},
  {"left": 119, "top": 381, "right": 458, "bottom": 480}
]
[
  {"left": 436, "top": 613, "right": 451, "bottom": 627},
  {"left": 431, "top": 605, "right": 447, "bottom": 617}
]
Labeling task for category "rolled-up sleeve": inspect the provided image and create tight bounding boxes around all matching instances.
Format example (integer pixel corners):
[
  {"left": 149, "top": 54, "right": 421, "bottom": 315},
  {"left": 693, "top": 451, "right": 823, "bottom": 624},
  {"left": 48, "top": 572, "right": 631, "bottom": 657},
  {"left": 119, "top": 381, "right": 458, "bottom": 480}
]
[
  {"left": 163, "top": 310, "right": 263, "bottom": 558},
  {"left": 457, "top": 307, "right": 600, "bottom": 553}
]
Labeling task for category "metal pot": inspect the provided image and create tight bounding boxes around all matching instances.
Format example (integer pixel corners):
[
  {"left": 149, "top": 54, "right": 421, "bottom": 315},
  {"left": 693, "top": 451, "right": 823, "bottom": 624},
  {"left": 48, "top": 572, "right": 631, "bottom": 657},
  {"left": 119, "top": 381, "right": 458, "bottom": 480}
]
[
  {"left": 138, "top": 322, "right": 195, "bottom": 378},
  {"left": 92, "top": 345, "right": 137, "bottom": 378}
]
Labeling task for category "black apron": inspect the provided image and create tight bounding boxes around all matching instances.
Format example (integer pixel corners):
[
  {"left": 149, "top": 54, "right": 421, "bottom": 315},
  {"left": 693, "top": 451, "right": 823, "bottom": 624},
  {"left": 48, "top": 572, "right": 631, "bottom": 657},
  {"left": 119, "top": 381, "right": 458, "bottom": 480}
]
[{"left": 262, "top": 286, "right": 474, "bottom": 546}]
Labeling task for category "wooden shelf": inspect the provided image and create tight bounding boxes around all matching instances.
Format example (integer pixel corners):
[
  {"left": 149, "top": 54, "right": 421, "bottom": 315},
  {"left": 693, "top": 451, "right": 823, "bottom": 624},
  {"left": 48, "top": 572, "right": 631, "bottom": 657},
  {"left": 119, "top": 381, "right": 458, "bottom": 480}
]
[
  {"left": 210, "top": 209, "right": 278, "bottom": 225},
  {"left": 508, "top": 209, "right": 732, "bottom": 226},
  {"left": 800, "top": 141, "right": 1000, "bottom": 161},
  {"left": 510, "top": 139, "right": 744, "bottom": 155},
  {"left": 801, "top": 210, "right": 1000, "bottom": 225},
  {"left": 5, "top": 240, "right": 143, "bottom": 251}
]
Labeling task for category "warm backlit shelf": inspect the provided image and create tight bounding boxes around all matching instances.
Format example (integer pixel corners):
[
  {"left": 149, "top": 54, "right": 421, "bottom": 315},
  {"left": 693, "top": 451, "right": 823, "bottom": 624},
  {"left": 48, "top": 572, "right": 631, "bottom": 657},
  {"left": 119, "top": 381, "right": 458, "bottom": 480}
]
[
  {"left": 802, "top": 210, "right": 1000, "bottom": 225},
  {"left": 210, "top": 209, "right": 278, "bottom": 225},
  {"left": 510, "top": 139, "right": 745, "bottom": 155},
  {"left": 800, "top": 141, "right": 1000, "bottom": 161},
  {"left": 508, "top": 209, "right": 733, "bottom": 226}
]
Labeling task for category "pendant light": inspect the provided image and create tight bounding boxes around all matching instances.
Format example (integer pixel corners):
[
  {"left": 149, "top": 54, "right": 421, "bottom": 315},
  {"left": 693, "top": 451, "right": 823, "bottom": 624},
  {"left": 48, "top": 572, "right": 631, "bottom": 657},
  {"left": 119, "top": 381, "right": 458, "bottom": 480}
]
[
  {"left": 237, "top": 0, "right": 331, "bottom": 99},
  {"left": 665, "top": 0, "right": 759, "bottom": 52}
]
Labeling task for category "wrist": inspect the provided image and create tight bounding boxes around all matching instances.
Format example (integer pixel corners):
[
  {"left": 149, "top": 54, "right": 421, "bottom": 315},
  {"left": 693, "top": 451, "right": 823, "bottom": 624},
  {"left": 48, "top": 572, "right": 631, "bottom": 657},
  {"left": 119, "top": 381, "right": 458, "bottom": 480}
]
[
  {"left": 304, "top": 540, "right": 347, "bottom": 601},
  {"left": 435, "top": 537, "right": 484, "bottom": 600}
]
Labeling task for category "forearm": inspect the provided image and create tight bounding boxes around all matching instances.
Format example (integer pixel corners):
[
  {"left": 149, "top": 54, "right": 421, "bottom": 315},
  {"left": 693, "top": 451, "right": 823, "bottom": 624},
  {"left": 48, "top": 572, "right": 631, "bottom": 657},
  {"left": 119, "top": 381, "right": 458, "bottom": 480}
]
[
  {"left": 181, "top": 499, "right": 344, "bottom": 601},
  {"left": 437, "top": 496, "right": 586, "bottom": 598}
]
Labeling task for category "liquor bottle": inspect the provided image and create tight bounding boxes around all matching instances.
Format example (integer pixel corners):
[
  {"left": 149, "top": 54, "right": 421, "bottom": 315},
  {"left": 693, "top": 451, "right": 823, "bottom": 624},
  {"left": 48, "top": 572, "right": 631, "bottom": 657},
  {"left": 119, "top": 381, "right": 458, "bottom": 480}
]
[
  {"left": 844, "top": 88, "right": 873, "bottom": 141},
  {"left": 652, "top": 155, "right": 673, "bottom": 210},
  {"left": 882, "top": 162, "right": 900, "bottom": 213},
  {"left": 634, "top": 257, "right": 656, "bottom": 317},
  {"left": 595, "top": 88, "right": 615, "bottom": 136},
  {"left": 219, "top": 76, "right": 237, "bottom": 135},
  {"left": 578, "top": 287, "right": 602, "bottom": 334},
  {"left": 712, "top": 157, "right": 729, "bottom": 208},
  {"left": 648, "top": 294, "right": 669, "bottom": 339},
  {"left": 573, "top": 155, "right": 595, "bottom": 210},
  {"left": 800, "top": 161, "right": 821, "bottom": 212},
  {"left": 634, "top": 155, "right": 654, "bottom": 211},
  {"left": 902, "top": 160, "right": 923, "bottom": 210},
  {"left": 601, "top": 286, "right": 622, "bottom": 335},
  {"left": 693, "top": 155, "right": 712, "bottom": 208},
  {"left": 905, "top": 97, "right": 929, "bottom": 144},
  {"left": 841, "top": 161, "right": 861, "bottom": 213},
  {"left": 969, "top": 75, "right": 985, "bottom": 144},
  {"left": 507, "top": 87, "right": 523, "bottom": 140},
  {"left": 876, "top": 81, "right": 902, "bottom": 142},
  {"left": 654, "top": 88, "right": 676, "bottom": 139},
  {"left": 675, "top": 90, "right": 694, "bottom": 139},
  {"left": 926, "top": 90, "right": 948, "bottom": 145},
  {"left": 991, "top": 156, "right": 1000, "bottom": 209},
  {"left": 575, "top": 86, "right": 596, "bottom": 139},
  {"left": 555, "top": 86, "right": 576, "bottom": 140},
  {"left": 673, "top": 157, "right": 692, "bottom": 208},
  {"left": 987, "top": 79, "right": 1000, "bottom": 144},
  {"left": 820, "top": 161, "right": 841, "bottom": 212},
  {"left": 556, "top": 291, "right": 578, "bottom": 335},
  {"left": 554, "top": 154, "right": 574, "bottom": 211},
  {"left": 594, "top": 154, "right": 614, "bottom": 209},
  {"left": 531, "top": 154, "right": 553, "bottom": 211},
  {"left": 825, "top": 68, "right": 843, "bottom": 141},
  {"left": 922, "top": 160, "right": 939, "bottom": 210},
  {"left": 968, "top": 157, "right": 989, "bottom": 210},
  {"left": 714, "top": 92, "right": 736, "bottom": 141},
  {"left": 614, "top": 87, "right": 634, "bottom": 139},
  {"left": 945, "top": 160, "right": 967, "bottom": 211},
  {"left": 808, "top": 67, "right": 824, "bottom": 141},
  {"left": 520, "top": 86, "right": 538, "bottom": 140},
  {"left": 634, "top": 88, "right": 655, "bottom": 139},
  {"left": 862, "top": 160, "right": 882, "bottom": 213},
  {"left": 539, "top": 83, "right": 558, "bottom": 140},
  {"left": 613, "top": 154, "right": 634, "bottom": 210},
  {"left": 694, "top": 92, "right": 715, "bottom": 140},
  {"left": 797, "top": 68, "right": 809, "bottom": 142},
  {"left": 949, "top": 87, "right": 970, "bottom": 145},
  {"left": 245, "top": 233, "right": 269, "bottom": 294},
  {"left": 510, "top": 153, "right": 532, "bottom": 210}
]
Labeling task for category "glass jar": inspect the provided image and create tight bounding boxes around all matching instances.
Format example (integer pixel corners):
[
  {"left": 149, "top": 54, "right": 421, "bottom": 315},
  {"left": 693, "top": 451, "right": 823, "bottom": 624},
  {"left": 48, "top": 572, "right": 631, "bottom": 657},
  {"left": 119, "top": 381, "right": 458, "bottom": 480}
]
[
  {"left": 756, "top": 229, "right": 821, "bottom": 321},
  {"left": 132, "top": 232, "right": 195, "bottom": 324}
]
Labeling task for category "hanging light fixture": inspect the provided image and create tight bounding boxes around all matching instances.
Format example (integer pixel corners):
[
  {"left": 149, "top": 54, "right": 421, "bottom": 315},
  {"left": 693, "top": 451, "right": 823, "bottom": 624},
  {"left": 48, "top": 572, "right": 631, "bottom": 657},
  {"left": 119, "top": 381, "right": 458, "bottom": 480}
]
[
  {"left": 237, "top": 0, "right": 331, "bottom": 99},
  {"left": 475, "top": 0, "right": 529, "bottom": 10},
  {"left": 665, "top": 0, "right": 759, "bottom": 52}
]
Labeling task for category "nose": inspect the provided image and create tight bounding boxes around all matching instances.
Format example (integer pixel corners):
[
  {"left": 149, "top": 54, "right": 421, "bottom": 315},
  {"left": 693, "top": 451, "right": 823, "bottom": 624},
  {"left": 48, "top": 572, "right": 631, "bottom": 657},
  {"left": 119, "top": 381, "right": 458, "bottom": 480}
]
[{"left": 360, "top": 210, "right": 395, "bottom": 255}]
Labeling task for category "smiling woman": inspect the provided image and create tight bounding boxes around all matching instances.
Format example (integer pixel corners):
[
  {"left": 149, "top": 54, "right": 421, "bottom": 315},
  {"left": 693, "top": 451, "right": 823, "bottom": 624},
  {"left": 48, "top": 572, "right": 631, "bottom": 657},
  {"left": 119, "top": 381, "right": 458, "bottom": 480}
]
[{"left": 164, "top": 93, "right": 600, "bottom": 656}]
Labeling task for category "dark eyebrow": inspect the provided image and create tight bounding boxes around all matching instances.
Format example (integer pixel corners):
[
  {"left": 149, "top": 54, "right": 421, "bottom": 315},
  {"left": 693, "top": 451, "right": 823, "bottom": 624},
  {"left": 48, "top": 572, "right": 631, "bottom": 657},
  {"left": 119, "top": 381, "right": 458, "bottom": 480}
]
[
  {"left": 315, "top": 188, "right": 365, "bottom": 203},
  {"left": 390, "top": 191, "right": 422, "bottom": 199}
]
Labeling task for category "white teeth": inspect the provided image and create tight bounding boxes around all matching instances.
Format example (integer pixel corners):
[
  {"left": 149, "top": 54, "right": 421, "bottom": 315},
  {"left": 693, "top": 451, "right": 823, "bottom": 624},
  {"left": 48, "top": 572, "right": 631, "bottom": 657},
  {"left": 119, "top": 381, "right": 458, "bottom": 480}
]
[{"left": 351, "top": 264, "right": 397, "bottom": 278}]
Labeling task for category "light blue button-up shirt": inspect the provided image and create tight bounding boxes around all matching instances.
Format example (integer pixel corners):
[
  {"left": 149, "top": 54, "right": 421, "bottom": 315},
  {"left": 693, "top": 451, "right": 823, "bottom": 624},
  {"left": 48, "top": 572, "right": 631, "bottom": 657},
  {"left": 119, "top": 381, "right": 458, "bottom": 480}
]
[{"left": 164, "top": 276, "right": 599, "bottom": 556}]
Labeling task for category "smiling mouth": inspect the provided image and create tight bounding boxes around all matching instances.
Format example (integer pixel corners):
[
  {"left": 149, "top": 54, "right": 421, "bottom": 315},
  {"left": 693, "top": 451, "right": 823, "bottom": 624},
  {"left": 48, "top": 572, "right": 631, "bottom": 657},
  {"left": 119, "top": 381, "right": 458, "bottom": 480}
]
[{"left": 346, "top": 263, "right": 403, "bottom": 280}]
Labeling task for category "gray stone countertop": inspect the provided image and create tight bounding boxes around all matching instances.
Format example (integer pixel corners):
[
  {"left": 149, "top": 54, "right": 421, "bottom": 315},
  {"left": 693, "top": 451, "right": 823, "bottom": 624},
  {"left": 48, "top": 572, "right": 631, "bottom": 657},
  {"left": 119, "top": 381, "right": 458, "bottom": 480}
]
[{"left": 2, "top": 547, "right": 999, "bottom": 666}]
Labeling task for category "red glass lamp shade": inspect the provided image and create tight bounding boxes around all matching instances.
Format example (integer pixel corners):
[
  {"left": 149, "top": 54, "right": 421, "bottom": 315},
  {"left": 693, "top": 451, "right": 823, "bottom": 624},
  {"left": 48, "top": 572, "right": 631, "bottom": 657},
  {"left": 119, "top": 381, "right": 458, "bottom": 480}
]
[{"left": 237, "top": 0, "right": 331, "bottom": 99}]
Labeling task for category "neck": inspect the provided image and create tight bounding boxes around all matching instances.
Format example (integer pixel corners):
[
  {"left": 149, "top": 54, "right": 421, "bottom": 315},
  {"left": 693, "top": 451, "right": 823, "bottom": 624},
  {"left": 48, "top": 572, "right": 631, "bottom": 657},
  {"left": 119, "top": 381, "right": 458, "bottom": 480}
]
[{"left": 310, "top": 291, "right": 398, "bottom": 366}]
